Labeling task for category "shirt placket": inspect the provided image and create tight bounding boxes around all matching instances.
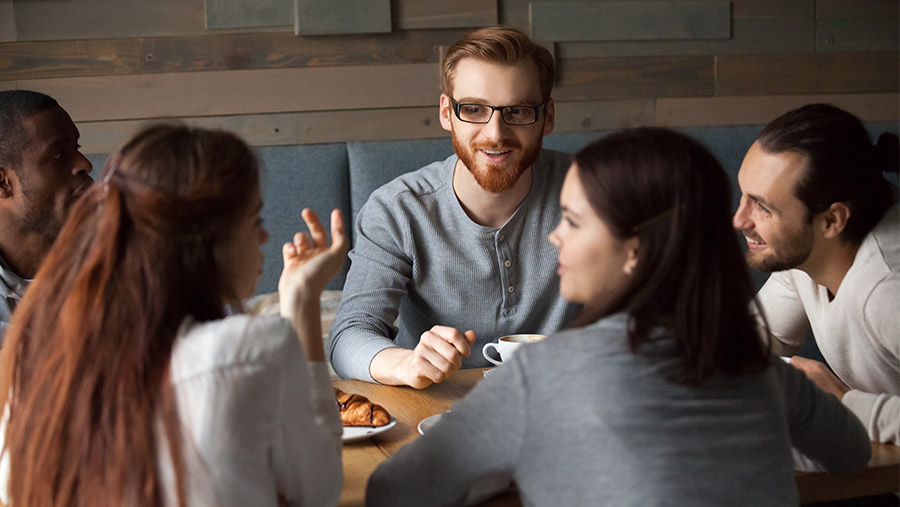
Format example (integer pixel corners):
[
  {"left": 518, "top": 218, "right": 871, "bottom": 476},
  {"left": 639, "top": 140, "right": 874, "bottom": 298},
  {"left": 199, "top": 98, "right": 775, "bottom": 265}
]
[{"left": 495, "top": 229, "right": 518, "bottom": 315}]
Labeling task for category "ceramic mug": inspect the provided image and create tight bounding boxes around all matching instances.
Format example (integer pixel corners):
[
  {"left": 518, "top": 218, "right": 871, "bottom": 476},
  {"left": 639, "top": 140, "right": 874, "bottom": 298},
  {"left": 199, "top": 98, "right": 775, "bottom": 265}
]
[{"left": 482, "top": 334, "right": 546, "bottom": 366}]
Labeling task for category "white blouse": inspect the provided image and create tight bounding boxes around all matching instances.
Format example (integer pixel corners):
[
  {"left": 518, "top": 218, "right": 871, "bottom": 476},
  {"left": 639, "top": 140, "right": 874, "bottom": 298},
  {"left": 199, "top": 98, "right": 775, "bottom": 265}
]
[{"left": 1, "top": 313, "right": 343, "bottom": 506}]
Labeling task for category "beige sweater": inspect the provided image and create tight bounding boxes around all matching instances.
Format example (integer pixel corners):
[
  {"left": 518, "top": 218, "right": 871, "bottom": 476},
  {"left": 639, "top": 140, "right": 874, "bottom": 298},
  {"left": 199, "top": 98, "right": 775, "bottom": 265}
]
[{"left": 755, "top": 204, "right": 899, "bottom": 443}]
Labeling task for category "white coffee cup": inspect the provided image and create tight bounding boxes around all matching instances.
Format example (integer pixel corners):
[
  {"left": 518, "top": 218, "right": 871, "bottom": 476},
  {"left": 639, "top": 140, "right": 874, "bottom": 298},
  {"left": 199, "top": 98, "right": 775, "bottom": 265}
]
[{"left": 482, "top": 334, "right": 546, "bottom": 366}]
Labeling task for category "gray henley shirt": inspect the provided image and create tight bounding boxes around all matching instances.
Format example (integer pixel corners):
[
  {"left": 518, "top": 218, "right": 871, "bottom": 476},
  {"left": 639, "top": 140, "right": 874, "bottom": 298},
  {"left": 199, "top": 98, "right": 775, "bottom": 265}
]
[{"left": 329, "top": 149, "right": 580, "bottom": 381}]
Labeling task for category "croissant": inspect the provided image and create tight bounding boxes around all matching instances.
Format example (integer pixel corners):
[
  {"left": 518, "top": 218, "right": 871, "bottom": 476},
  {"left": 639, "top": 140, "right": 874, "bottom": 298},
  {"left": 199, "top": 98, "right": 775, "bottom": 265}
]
[{"left": 334, "top": 388, "right": 392, "bottom": 427}]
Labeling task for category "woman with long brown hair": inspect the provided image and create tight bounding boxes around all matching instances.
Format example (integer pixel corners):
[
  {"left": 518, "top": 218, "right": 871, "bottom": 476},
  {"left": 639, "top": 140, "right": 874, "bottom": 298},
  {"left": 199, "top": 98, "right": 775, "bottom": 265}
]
[
  {"left": 0, "top": 124, "right": 347, "bottom": 506},
  {"left": 367, "top": 128, "right": 871, "bottom": 506}
]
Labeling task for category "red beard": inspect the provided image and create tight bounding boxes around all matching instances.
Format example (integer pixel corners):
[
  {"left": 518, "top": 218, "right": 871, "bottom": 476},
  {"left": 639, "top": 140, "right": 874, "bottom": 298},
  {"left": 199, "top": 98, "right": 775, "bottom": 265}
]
[{"left": 452, "top": 133, "right": 542, "bottom": 194}]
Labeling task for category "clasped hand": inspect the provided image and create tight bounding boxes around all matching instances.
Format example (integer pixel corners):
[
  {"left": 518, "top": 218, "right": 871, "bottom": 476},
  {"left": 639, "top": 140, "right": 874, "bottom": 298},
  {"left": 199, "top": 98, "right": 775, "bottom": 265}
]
[{"left": 788, "top": 356, "right": 851, "bottom": 400}]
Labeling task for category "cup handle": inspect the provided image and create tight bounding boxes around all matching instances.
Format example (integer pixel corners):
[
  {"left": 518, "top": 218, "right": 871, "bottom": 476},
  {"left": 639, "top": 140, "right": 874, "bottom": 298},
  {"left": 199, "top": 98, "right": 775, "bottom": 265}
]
[{"left": 482, "top": 342, "right": 503, "bottom": 366}]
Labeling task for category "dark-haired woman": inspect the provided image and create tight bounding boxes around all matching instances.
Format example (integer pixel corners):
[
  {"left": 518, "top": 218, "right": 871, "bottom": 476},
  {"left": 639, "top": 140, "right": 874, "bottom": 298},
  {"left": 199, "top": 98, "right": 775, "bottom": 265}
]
[
  {"left": 366, "top": 128, "right": 871, "bottom": 506},
  {"left": 0, "top": 125, "right": 346, "bottom": 506}
]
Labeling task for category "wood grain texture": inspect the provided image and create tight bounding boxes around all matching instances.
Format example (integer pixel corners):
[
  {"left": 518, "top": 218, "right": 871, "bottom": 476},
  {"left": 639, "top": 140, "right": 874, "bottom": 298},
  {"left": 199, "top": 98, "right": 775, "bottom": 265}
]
[
  {"left": 140, "top": 29, "right": 466, "bottom": 73},
  {"left": 731, "top": 0, "right": 814, "bottom": 20},
  {"left": 816, "top": 0, "right": 899, "bottom": 19},
  {"left": 13, "top": 0, "right": 207, "bottom": 41},
  {"left": 0, "top": 0, "right": 14, "bottom": 43},
  {"left": 205, "top": 0, "right": 293, "bottom": 29},
  {"left": 556, "top": 19, "right": 815, "bottom": 57},
  {"left": 656, "top": 93, "right": 899, "bottom": 126},
  {"left": 74, "top": 100, "right": 663, "bottom": 153},
  {"left": 394, "top": 0, "right": 498, "bottom": 29},
  {"left": 76, "top": 114, "right": 296, "bottom": 154},
  {"left": 531, "top": 0, "right": 731, "bottom": 41},
  {"left": 291, "top": 106, "right": 446, "bottom": 144},
  {"left": 295, "top": 0, "right": 391, "bottom": 35},
  {"left": 19, "top": 63, "right": 440, "bottom": 122},
  {"left": 76, "top": 107, "right": 449, "bottom": 154},
  {"left": 555, "top": 55, "right": 714, "bottom": 100},
  {"left": 553, "top": 98, "right": 655, "bottom": 131},
  {"left": 816, "top": 19, "right": 900, "bottom": 52},
  {"left": 0, "top": 39, "right": 144, "bottom": 81},
  {"left": 716, "top": 52, "right": 899, "bottom": 96}
]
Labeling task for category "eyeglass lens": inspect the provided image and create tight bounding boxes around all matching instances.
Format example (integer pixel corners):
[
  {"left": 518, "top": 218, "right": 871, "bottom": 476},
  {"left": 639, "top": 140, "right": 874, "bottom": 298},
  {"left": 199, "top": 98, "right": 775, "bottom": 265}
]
[{"left": 454, "top": 103, "right": 540, "bottom": 125}]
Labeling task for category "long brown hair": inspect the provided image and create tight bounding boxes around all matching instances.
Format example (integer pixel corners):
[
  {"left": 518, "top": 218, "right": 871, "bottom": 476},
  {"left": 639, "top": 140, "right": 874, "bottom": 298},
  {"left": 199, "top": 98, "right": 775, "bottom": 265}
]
[
  {"left": 1, "top": 124, "right": 259, "bottom": 506},
  {"left": 573, "top": 128, "right": 770, "bottom": 384}
]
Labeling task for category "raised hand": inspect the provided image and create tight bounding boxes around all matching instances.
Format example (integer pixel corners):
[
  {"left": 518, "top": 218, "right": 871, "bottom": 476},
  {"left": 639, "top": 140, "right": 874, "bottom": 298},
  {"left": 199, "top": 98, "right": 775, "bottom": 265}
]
[
  {"left": 279, "top": 208, "right": 348, "bottom": 306},
  {"left": 278, "top": 208, "right": 348, "bottom": 361}
]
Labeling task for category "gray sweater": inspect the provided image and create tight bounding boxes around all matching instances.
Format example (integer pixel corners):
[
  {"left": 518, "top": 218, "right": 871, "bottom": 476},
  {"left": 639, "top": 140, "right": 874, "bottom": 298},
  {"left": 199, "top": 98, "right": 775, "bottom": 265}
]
[
  {"left": 329, "top": 150, "right": 580, "bottom": 381},
  {"left": 366, "top": 313, "right": 871, "bottom": 506}
]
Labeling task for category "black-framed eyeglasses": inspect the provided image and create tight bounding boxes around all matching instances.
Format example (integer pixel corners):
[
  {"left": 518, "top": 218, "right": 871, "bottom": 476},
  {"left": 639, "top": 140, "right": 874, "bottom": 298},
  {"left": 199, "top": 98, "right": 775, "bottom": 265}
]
[{"left": 450, "top": 98, "right": 545, "bottom": 126}]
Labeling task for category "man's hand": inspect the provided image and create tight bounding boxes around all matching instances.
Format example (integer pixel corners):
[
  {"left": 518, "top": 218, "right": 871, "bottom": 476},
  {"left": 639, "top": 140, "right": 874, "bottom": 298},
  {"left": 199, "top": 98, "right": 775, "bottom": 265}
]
[
  {"left": 370, "top": 326, "right": 477, "bottom": 389},
  {"left": 789, "top": 356, "right": 851, "bottom": 400}
]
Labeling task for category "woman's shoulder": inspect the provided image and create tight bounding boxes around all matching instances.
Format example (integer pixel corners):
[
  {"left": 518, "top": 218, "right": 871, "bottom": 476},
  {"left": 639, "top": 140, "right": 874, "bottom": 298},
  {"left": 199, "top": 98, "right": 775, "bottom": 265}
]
[{"left": 171, "top": 314, "right": 300, "bottom": 382}]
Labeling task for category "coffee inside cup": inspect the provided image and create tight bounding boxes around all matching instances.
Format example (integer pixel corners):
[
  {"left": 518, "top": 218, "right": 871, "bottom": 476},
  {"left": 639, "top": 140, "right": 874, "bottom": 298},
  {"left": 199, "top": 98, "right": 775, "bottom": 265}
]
[{"left": 501, "top": 334, "right": 545, "bottom": 344}]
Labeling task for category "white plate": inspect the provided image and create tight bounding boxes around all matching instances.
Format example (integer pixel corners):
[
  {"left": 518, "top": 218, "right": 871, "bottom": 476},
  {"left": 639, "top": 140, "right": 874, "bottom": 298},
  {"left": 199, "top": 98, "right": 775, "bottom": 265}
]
[
  {"left": 417, "top": 411, "right": 449, "bottom": 435},
  {"left": 342, "top": 416, "right": 397, "bottom": 444}
]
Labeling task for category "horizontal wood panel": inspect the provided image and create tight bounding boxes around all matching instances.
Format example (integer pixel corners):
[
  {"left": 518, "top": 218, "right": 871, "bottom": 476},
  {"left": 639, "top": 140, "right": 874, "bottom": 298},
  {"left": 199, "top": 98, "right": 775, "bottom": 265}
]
[
  {"left": 656, "top": 93, "right": 899, "bottom": 126},
  {"left": 71, "top": 107, "right": 446, "bottom": 153},
  {"left": 205, "top": 0, "right": 292, "bottom": 29},
  {"left": 19, "top": 63, "right": 440, "bottom": 122},
  {"left": 76, "top": 114, "right": 297, "bottom": 154},
  {"left": 553, "top": 99, "right": 655, "bottom": 131},
  {"left": 0, "top": 39, "right": 144, "bottom": 81},
  {"left": 0, "top": 28, "right": 467, "bottom": 81},
  {"left": 141, "top": 29, "right": 465, "bottom": 73},
  {"left": 555, "top": 55, "right": 715, "bottom": 100},
  {"left": 531, "top": 0, "right": 731, "bottom": 41},
  {"left": 557, "top": 19, "right": 815, "bottom": 57},
  {"left": 816, "top": 0, "right": 899, "bottom": 19},
  {"left": 75, "top": 100, "right": 661, "bottom": 153},
  {"left": 731, "top": 0, "right": 814, "bottom": 20},
  {"left": 817, "top": 19, "right": 900, "bottom": 52},
  {"left": 717, "top": 52, "right": 899, "bottom": 96},
  {"left": 291, "top": 106, "right": 446, "bottom": 144},
  {"left": 394, "top": 0, "right": 498, "bottom": 29},
  {"left": 295, "top": 0, "right": 391, "bottom": 36},
  {"left": 13, "top": 0, "right": 208, "bottom": 41}
]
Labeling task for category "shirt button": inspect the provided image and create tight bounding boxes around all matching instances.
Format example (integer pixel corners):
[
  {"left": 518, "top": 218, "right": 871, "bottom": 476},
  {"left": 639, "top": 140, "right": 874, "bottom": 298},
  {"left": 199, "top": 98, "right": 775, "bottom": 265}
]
[
  {"left": 507, "top": 286, "right": 515, "bottom": 293},
  {"left": 498, "top": 234, "right": 506, "bottom": 242},
  {"left": 504, "top": 260, "right": 511, "bottom": 268}
]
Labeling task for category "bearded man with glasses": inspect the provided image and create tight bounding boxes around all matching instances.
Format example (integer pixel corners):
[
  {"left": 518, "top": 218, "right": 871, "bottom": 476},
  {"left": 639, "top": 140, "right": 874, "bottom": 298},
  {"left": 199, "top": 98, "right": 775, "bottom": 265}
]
[{"left": 329, "top": 26, "right": 579, "bottom": 388}]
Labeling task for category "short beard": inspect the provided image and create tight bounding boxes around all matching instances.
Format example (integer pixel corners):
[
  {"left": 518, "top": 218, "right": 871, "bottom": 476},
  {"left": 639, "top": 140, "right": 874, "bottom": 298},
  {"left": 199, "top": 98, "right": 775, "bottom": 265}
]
[
  {"left": 452, "top": 128, "right": 542, "bottom": 194},
  {"left": 745, "top": 229, "right": 814, "bottom": 273},
  {"left": 18, "top": 178, "right": 65, "bottom": 241}
]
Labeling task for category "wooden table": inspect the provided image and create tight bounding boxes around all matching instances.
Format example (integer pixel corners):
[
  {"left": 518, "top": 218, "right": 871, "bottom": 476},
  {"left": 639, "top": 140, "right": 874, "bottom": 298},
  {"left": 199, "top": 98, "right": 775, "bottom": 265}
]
[{"left": 334, "top": 368, "right": 899, "bottom": 506}]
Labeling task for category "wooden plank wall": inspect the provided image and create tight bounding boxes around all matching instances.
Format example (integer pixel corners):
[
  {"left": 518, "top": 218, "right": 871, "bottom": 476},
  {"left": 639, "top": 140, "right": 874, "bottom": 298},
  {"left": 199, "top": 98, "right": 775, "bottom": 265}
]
[{"left": 0, "top": 0, "right": 896, "bottom": 155}]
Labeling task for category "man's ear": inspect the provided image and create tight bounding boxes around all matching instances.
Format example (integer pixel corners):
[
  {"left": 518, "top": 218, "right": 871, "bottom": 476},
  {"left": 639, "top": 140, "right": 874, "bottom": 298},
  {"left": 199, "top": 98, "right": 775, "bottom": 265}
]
[
  {"left": 820, "top": 202, "right": 851, "bottom": 239},
  {"left": 0, "top": 166, "right": 16, "bottom": 199},
  {"left": 439, "top": 94, "right": 453, "bottom": 132},
  {"left": 542, "top": 97, "right": 555, "bottom": 136}
]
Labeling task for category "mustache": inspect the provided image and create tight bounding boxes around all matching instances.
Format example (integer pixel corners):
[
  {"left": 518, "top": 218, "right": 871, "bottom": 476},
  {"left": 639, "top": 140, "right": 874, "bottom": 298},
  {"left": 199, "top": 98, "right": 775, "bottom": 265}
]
[{"left": 471, "top": 140, "right": 521, "bottom": 151}]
